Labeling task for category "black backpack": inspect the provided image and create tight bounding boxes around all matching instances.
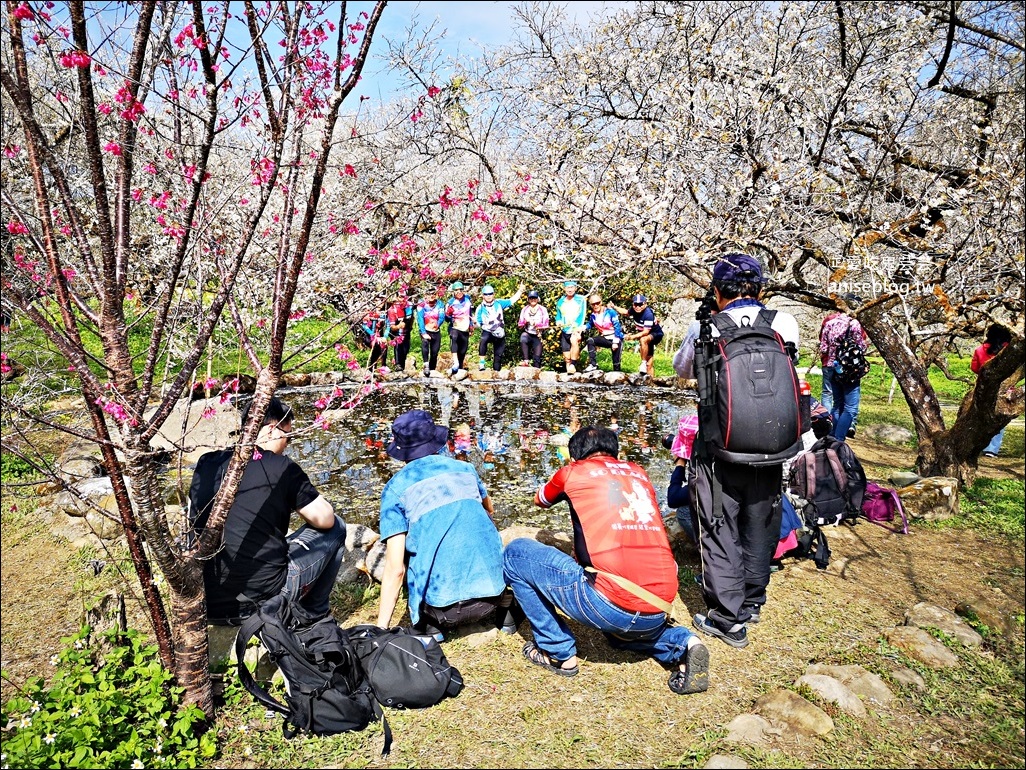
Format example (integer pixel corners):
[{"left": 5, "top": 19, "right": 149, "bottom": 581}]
[
  {"left": 786, "top": 436, "right": 868, "bottom": 569},
  {"left": 698, "top": 309, "right": 804, "bottom": 465},
  {"left": 348, "top": 625, "right": 464, "bottom": 709},
  {"left": 833, "top": 327, "right": 870, "bottom": 385},
  {"left": 235, "top": 596, "right": 391, "bottom": 753}
]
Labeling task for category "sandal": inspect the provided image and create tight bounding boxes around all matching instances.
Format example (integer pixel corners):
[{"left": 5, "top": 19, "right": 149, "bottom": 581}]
[
  {"left": 668, "top": 641, "right": 709, "bottom": 695},
  {"left": 522, "top": 641, "right": 579, "bottom": 677}
]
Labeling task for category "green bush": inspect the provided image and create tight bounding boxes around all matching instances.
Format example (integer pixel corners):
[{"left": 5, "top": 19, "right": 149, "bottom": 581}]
[{"left": 1, "top": 627, "right": 217, "bottom": 769}]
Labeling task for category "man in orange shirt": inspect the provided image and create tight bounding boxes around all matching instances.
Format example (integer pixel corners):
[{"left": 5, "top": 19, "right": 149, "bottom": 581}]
[{"left": 503, "top": 426, "right": 709, "bottom": 694}]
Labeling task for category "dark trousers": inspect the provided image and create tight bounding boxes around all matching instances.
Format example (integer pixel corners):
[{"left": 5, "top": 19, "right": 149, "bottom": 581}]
[
  {"left": 394, "top": 327, "right": 412, "bottom": 370},
  {"left": 368, "top": 339, "right": 388, "bottom": 369},
  {"left": 690, "top": 454, "right": 782, "bottom": 629},
  {"left": 450, "top": 328, "right": 470, "bottom": 369},
  {"left": 520, "top": 332, "right": 543, "bottom": 367},
  {"left": 415, "top": 590, "right": 513, "bottom": 635},
  {"left": 586, "top": 336, "right": 622, "bottom": 370},
  {"left": 478, "top": 330, "right": 506, "bottom": 370},
  {"left": 420, "top": 331, "right": 441, "bottom": 370}
]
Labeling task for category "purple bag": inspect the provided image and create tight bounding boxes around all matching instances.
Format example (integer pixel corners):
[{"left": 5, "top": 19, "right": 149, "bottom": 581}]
[{"left": 861, "top": 482, "right": 909, "bottom": 534}]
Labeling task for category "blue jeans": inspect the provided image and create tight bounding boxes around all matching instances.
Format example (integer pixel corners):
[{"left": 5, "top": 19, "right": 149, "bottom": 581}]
[
  {"left": 984, "top": 428, "right": 1005, "bottom": 456},
  {"left": 502, "top": 538, "right": 693, "bottom": 665},
  {"left": 822, "top": 366, "right": 860, "bottom": 441},
  {"left": 281, "top": 516, "right": 347, "bottom": 617}
]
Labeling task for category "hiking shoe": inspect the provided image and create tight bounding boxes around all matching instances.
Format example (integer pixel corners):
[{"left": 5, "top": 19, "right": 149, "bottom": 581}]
[
  {"left": 847, "top": 426, "right": 857, "bottom": 438},
  {"left": 693, "top": 613, "right": 749, "bottom": 649},
  {"left": 743, "top": 605, "right": 761, "bottom": 624},
  {"left": 638, "top": 361, "right": 647, "bottom": 374},
  {"left": 566, "top": 363, "right": 576, "bottom": 374},
  {"left": 668, "top": 641, "right": 709, "bottom": 695},
  {"left": 450, "top": 366, "right": 460, "bottom": 375},
  {"left": 982, "top": 451, "right": 998, "bottom": 458},
  {"left": 584, "top": 364, "right": 598, "bottom": 372}
]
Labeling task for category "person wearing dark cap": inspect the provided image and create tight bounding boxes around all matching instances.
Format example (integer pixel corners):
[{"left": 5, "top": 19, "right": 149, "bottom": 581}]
[
  {"left": 672, "top": 253, "right": 800, "bottom": 649},
  {"left": 377, "top": 409, "right": 513, "bottom": 640},
  {"left": 517, "top": 289, "right": 551, "bottom": 367},
  {"left": 623, "top": 295, "right": 664, "bottom": 375},
  {"left": 188, "top": 396, "right": 346, "bottom": 624}
]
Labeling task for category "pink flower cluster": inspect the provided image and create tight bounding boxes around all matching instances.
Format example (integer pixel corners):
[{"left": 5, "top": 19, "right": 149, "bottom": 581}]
[
  {"left": 95, "top": 396, "right": 138, "bottom": 426},
  {"left": 59, "top": 50, "right": 91, "bottom": 69},
  {"left": 115, "top": 82, "right": 145, "bottom": 121}
]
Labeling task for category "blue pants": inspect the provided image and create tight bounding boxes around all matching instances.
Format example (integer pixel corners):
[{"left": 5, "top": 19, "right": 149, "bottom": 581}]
[
  {"left": 281, "top": 516, "right": 347, "bottom": 618},
  {"left": 984, "top": 428, "right": 1005, "bottom": 456},
  {"left": 822, "top": 366, "right": 861, "bottom": 441},
  {"left": 503, "top": 538, "right": 693, "bottom": 665}
]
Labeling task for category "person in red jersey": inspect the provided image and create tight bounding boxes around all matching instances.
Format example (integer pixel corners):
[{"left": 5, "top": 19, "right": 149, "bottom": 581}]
[{"left": 503, "top": 425, "right": 709, "bottom": 695}]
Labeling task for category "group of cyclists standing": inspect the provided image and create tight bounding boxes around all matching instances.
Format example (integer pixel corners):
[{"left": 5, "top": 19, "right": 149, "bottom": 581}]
[{"left": 360, "top": 279, "right": 665, "bottom": 376}]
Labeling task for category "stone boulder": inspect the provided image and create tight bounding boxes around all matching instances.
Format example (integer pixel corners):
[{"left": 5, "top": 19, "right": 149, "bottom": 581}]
[
  {"left": 883, "top": 626, "right": 959, "bottom": 669},
  {"left": 499, "top": 525, "right": 573, "bottom": 554},
  {"left": 795, "top": 674, "right": 867, "bottom": 718},
  {"left": 955, "top": 597, "right": 1019, "bottom": 638},
  {"left": 804, "top": 663, "right": 894, "bottom": 706},
  {"left": 601, "top": 371, "right": 628, "bottom": 386},
  {"left": 281, "top": 372, "right": 312, "bottom": 387},
  {"left": 513, "top": 365, "right": 539, "bottom": 381},
  {"left": 898, "top": 477, "right": 959, "bottom": 522},
  {"left": 56, "top": 437, "right": 107, "bottom": 483},
  {"left": 753, "top": 689, "right": 834, "bottom": 736},
  {"left": 148, "top": 396, "right": 239, "bottom": 465},
  {"left": 861, "top": 423, "right": 915, "bottom": 445},
  {"left": 905, "top": 602, "right": 983, "bottom": 647},
  {"left": 46, "top": 476, "right": 129, "bottom": 541}
]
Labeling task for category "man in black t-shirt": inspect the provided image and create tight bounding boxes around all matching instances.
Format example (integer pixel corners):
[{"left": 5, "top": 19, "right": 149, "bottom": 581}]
[{"left": 189, "top": 397, "right": 345, "bottom": 623}]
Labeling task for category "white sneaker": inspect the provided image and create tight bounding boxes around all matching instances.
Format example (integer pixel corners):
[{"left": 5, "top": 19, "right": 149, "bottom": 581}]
[
  {"left": 584, "top": 364, "right": 598, "bottom": 373},
  {"left": 638, "top": 361, "right": 647, "bottom": 374},
  {"left": 566, "top": 363, "right": 576, "bottom": 374}
]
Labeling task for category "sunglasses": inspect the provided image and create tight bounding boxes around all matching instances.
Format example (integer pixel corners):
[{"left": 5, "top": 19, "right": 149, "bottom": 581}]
[
  {"left": 633, "top": 301, "right": 645, "bottom": 306},
  {"left": 590, "top": 302, "right": 602, "bottom": 307}
]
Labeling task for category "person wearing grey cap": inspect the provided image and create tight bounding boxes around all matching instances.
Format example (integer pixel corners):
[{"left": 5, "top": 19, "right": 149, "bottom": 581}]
[
  {"left": 672, "top": 253, "right": 800, "bottom": 650},
  {"left": 517, "top": 290, "right": 551, "bottom": 367},
  {"left": 474, "top": 282, "right": 525, "bottom": 371},
  {"left": 376, "top": 410, "right": 516, "bottom": 640}
]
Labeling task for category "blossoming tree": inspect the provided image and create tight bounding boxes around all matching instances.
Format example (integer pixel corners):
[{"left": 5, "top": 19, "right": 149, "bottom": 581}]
[
  {"left": 1, "top": 0, "right": 387, "bottom": 713},
  {"left": 376, "top": 0, "right": 1024, "bottom": 482}
]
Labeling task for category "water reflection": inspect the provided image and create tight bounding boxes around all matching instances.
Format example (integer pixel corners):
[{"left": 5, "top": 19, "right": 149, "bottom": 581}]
[{"left": 283, "top": 381, "right": 697, "bottom": 531}]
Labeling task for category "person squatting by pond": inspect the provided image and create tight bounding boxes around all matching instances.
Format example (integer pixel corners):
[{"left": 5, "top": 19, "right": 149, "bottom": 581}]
[
  {"left": 376, "top": 409, "right": 518, "bottom": 640},
  {"left": 188, "top": 397, "right": 346, "bottom": 625},
  {"left": 503, "top": 425, "right": 710, "bottom": 694}
]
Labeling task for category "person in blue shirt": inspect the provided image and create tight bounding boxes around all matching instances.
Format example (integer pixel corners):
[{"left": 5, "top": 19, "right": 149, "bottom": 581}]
[
  {"left": 554, "top": 280, "right": 587, "bottom": 373},
  {"left": 583, "top": 293, "right": 624, "bottom": 372},
  {"left": 474, "top": 283, "right": 525, "bottom": 371},
  {"left": 377, "top": 410, "right": 516, "bottom": 640}
]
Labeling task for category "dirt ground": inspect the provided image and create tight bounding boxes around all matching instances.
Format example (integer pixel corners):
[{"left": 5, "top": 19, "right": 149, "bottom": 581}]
[{"left": 1, "top": 435, "right": 1023, "bottom": 768}]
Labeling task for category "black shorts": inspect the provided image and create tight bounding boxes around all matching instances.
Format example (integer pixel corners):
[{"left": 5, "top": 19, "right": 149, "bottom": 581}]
[{"left": 560, "top": 330, "right": 578, "bottom": 353}]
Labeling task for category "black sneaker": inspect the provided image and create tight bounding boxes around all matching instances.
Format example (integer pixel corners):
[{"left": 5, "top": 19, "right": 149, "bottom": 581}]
[
  {"left": 693, "top": 613, "right": 749, "bottom": 648},
  {"left": 667, "top": 641, "right": 709, "bottom": 695},
  {"left": 743, "top": 605, "right": 761, "bottom": 624}
]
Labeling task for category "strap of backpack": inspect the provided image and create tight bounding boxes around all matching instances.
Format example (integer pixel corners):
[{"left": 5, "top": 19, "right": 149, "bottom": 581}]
[
  {"left": 754, "top": 308, "right": 777, "bottom": 327},
  {"left": 584, "top": 566, "right": 674, "bottom": 615},
  {"left": 802, "top": 451, "right": 817, "bottom": 501},
  {"left": 812, "top": 528, "right": 831, "bottom": 570},
  {"left": 891, "top": 490, "right": 909, "bottom": 534},
  {"left": 234, "top": 613, "right": 290, "bottom": 716},
  {"left": 824, "top": 446, "right": 848, "bottom": 494}
]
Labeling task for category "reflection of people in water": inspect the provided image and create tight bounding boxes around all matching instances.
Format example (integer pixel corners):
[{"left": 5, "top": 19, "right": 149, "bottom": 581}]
[{"left": 449, "top": 422, "right": 474, "bottom": 461}]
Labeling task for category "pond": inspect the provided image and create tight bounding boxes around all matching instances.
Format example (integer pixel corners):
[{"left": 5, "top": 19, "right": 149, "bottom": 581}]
[{"left": 278, "top": 379, "right": 698, "bottom": 532}]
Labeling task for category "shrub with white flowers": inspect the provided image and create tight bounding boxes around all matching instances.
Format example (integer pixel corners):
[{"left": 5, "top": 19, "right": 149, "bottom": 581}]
[{"left": 0, "top": 626, "right": 216, "bottom": 768}]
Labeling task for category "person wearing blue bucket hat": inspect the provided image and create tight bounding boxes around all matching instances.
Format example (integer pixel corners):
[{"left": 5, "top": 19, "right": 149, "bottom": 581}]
[{"left": 377, "top": 409, "right": 518, "bottom": 640}]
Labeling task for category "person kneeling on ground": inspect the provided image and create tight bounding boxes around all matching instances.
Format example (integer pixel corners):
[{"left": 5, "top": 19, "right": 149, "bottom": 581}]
[
  {"left": 377, "top": 409, "right": 516, "bottom": 640},
  {"left": 503, "top": 425, "right": 709, "bottom": 695},
  {"left": 188, "top": 396, "right": 346, "bottom": 624}
]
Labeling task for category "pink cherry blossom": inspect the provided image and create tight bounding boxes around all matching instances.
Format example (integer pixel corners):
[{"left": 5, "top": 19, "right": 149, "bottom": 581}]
[
  {"left": 103, "top": 142, "right": 122, "bottom": 156},
  {"left": 6, "top": 221, "right": 29, "bottom": 235}
]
